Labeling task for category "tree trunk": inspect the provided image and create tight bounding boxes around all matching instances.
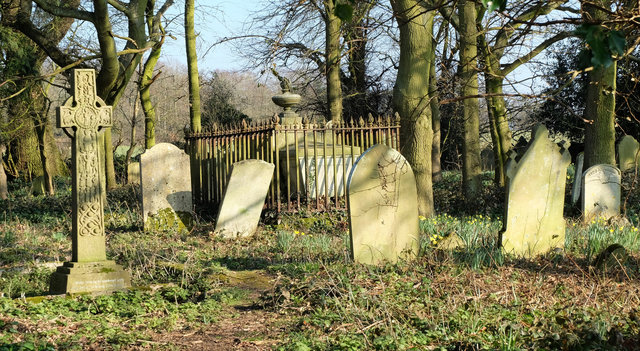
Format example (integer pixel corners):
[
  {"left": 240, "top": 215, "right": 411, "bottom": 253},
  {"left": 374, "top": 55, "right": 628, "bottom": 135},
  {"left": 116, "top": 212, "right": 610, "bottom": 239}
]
[
  {"left": 185, "top": 0, "right": 202, "bottom": 133},
  {"left": 0, "top": 144, "right": 8, "bottom": 200},
  {"left": 324, "top": 0, "right": 343, "bottom": 122},
  {"left": 429, "top": 41, "right": 441, "bottom": 182},
  {"left": 458, "top": 0, "right": 482, "bottom": 200},
  {"left": 583, "top": 63, "right": 616, "bottom": 168},
  {"left": 485, "top": 76, "right": 512, "bottom": 186},
  {"left": 583, "top": 0, "right": 616, "bottom": 169},
  {"left": 141, "top": 41, "right": 164, "bottom": 149},
  {"left": 390, "top": 0, "right": 435, "bottom": 217},
  {"left": 33, "top": 112, "right": 54, "bottom": 195}
]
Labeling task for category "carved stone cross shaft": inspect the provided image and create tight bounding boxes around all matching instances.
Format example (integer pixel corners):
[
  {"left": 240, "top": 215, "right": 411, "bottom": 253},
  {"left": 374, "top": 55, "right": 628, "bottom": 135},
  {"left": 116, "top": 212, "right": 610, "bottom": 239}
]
[{"left": 57, "top": 69, "right": 112, "bottom": 262}]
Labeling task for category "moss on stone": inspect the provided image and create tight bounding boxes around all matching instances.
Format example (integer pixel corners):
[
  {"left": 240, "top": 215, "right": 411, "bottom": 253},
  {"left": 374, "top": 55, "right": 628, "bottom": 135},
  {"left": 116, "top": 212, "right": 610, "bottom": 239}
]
[{"left": 145, "top": 208, "right": 193, "bottom": 233}]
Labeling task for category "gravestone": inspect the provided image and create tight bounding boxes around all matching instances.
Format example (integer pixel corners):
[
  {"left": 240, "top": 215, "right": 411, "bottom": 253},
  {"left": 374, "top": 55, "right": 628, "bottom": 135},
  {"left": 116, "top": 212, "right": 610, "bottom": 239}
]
[
  {"left": 140, "top": 143, "right": 193, "bottom": 231},
  {"left": 501, "top": 125, "right": 570, "bottom": 257},
  {"left": 571, "top": 152, "right": 584, "bottom": 205},
  {"left": 581, "top": 164, "right": 621, "bottom": 221},
  {"left": 480, "top": 148, "right": 495, "bottom": 171},
  {"left": 30, "top": 175, "right": 46, "bottom": 196},
  {"left": 215, "top": 160, "right": 274, "bottom": 238},
  {"left": 618, "top": 135, "right": 639, "bottom": 172},
  {"left": 127, "top": 162, "right": 140, "bottom": 185},
  {"left": 50, "top": 69, "right": 130, "bottom": 294},
  {"left": 0, "top": 144, "right": 7, "bottom": 200},
  {"left": 347, "top": 144, "right": 419, "bottom": 265}
]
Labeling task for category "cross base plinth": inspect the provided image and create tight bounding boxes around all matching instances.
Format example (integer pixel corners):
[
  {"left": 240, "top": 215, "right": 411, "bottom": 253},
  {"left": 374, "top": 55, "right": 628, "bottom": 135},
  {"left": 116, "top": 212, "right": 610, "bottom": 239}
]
[{"left": 50, "top": 261, "right": 131, "bottom": 295}]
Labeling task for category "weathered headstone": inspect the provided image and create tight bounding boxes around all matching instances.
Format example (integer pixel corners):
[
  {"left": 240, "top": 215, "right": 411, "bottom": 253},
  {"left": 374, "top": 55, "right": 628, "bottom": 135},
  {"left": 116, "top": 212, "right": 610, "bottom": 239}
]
[
  {"left": 50, "top": 69, "right": 130, "bottom": 294},
  {"left": 581, "top": 164, "right": 621, "bottom": 221},
  {"left": 618, "top": 135, "right": 639, "bottom": 172},
  {"left": 215, "top": 160, "right": 274, "bottom": 238},
  {"left": 347, "top": 144, "right": 419, "bottom": 265},
  {"left": 501, "top": 125, "right": 570, "bottom": 257},
  {"left": 0, "top": 144, "right": 7, "bottom": 200},
  {"left": 127, "top": 162, "right": 140, "bottom": 185},
  {"left": 30, "top": 175, "right": 46, "bottom": 196},
  {"left": 140, "top": 143, "right": 193, "bottom": 231},
  {"left": 480, "top": 148, "right": 495, "bottom": 171},
  {"left": 571, "top": 152, "right": 584, "bottom": 205}
]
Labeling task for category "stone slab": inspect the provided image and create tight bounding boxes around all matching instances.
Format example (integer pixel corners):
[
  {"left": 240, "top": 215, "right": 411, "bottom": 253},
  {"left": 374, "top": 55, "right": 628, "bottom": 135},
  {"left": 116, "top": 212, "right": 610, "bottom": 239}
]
[
  {"left": 215, "top": 159, "right": 274, "bottom": 238},
  {"left": 347, "top": 144, "right": 419, "bottom": 265},
  {"left": 581, "top": 164, "right": 621, "bottom": 221},
  {"left": 140, "top": 143, "right": 193, "bottom": 231},
  {"left": 571, "top": 152, "right": 584, "bottom": 205},
  {"left": 501, "top": 125, "right": 570, "bottom": 257},
  {"left": 618, "top": 135, "right": 639, "bottom": 172}
]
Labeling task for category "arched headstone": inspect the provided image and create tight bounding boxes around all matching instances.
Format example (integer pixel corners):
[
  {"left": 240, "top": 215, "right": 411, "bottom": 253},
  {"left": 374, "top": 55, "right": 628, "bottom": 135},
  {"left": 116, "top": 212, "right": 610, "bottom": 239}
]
[{"left": 347, "top": 144, "right": 419, "bottom": 265}]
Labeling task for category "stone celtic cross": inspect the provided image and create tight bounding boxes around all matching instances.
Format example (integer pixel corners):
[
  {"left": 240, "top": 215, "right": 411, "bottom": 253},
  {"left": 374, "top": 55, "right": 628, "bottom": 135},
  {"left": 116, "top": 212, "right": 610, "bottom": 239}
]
[{"left": 57, "top": 69, "right": 112, "bottom": 262}]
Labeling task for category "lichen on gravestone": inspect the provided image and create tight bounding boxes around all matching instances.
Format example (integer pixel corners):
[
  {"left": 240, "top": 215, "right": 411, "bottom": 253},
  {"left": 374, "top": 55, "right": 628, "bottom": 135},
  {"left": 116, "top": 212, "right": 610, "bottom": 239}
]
[{"left": 144, "top": 208, "right": 193, "bottom": 233}]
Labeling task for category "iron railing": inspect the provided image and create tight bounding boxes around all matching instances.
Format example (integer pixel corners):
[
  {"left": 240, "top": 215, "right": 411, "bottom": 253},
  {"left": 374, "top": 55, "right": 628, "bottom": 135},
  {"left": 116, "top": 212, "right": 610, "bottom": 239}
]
[{"left": 185, "top": 114, "right": 401, "bottom": 213}]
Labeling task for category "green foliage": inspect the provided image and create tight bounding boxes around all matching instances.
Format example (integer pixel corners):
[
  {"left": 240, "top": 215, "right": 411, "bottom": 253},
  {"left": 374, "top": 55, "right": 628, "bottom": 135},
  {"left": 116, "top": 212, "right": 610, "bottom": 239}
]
[
  {"left": 201, "top": 72, "right": 249, "bottom": 127},
  {"left": 531, "top": 40, "right": 640, "bottom": 143},
  {"left": 334, "top": 3, "right": 354, "bottom": 21},
  {"left": 482, "top": 0, "right": 507, "bottom": 12},
  {"left": 575, "top": 24, "right": 626, "bottom": 68}
]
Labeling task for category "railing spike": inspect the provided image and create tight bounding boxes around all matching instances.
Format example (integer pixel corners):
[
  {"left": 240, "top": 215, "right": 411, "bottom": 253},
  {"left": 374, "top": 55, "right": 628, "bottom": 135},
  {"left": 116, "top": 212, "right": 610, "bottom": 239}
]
[{"left": 358, "top": 116, "right": 365, "bottom": 127}]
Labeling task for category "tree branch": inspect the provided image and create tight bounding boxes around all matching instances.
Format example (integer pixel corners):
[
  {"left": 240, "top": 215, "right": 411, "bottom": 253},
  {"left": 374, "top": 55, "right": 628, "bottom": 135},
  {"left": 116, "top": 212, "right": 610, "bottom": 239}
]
[
  {"left": 502, "top": 31, "right": 572, "bottom": 76},
  {"left": 32, "top": 0, "right": 93, "bottom": 22}
]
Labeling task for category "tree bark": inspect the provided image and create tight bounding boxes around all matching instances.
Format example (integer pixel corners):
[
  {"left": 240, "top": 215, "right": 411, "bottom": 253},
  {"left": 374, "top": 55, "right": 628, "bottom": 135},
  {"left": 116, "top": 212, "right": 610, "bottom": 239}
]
[
  {"left": 185, "top": 0, "right": 202, "bottom": 132},
  {"left": 429, "top": 43, "right": 442, "bottom": 182},
  {"left": 458, "top": 0, "right": 482, "bottom": 200},
  {"left": 324, "top": 0, "right": 343, "bottom": 122},
  {"left": 583, "top": 0, "right": 617, "bottom": 168},
  {"left": 390, "top": 0, "right": 435, "bottom": 216},
  {"left": 141, "top": 40, "right": 164, "bottom": 149}
]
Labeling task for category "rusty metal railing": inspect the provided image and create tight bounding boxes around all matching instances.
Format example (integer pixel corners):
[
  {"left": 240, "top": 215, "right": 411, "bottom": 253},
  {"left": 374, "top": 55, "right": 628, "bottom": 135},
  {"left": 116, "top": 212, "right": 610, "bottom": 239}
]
[{"left": 185, "top": 113, "right": 401, "bottom": 213}]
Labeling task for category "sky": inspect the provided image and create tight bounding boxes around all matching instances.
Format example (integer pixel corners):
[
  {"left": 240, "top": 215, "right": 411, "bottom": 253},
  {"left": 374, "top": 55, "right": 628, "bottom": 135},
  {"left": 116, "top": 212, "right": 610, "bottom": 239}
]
[{"left": 160, "top": 0, "right": 259, "bottom": 72}]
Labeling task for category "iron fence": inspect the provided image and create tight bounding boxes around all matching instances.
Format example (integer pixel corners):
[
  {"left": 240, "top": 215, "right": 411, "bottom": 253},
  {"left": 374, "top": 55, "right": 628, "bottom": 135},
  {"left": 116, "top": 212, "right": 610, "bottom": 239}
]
[{"left": 185, "top": 114, "right": 401, "bottom": 213}]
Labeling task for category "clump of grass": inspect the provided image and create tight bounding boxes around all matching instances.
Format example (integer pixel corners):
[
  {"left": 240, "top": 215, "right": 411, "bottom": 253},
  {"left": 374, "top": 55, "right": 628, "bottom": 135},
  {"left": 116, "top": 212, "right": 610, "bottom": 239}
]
[
  {"left": 566, "top": 217, "right": 640, "bottom": 261},
  {"left": 419, "top": 214, "right": 504, "bottom": 269}
]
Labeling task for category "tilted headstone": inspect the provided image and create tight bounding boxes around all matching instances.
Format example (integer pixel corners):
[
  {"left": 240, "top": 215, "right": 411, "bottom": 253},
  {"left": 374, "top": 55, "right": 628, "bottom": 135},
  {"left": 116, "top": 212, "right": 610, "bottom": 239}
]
[
  {"left": 215, "top": 159, "right": 274, "bottom": 238},
  {"left": 480, "top": 148, "right": 495, "bottom": 171},
  {"left": 581, "top": 164, "right": 621, "bottom": 221},
  {"left": 347, "top": 144, "right": 419, "bottom": 265},
  {"left": 618, "top": 135, "right": 639, "bottom": 172},
  {"left": 571, "top": 152, "right": 584, "bottom": 205},
  {"left": 501, "top": 125, "right": 570, "bottom": 257},
  {"left": 140, "top": 143, "right": 193, "bottom": 231},
  {"left": 50, "top": 69, "right": 130, "bottom": 294},
  {"left": 127, "top": 162, "right": 140, "bottom": 185},
  {"left": 0, "top": 144, "right": 7, "bottom": 200}
]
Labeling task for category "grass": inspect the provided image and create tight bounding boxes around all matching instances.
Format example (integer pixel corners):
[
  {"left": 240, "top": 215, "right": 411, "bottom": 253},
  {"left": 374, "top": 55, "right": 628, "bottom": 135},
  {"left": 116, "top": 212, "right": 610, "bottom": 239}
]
[{"left": 0, "top": 170, "right": 639, "bottom": 350}]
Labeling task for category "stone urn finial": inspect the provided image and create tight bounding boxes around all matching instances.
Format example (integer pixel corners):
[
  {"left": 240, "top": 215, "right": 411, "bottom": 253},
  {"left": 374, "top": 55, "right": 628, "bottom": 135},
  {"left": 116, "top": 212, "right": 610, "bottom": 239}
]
[{"left": 270, "top": 67, "right": 301, "bottom": 123}]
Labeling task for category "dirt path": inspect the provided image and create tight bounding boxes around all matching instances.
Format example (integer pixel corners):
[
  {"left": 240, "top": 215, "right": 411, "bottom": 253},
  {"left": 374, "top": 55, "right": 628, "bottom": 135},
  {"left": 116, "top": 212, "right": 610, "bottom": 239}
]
[{"left": 152, "top": 270, "right": 291, "bottom": 350}]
